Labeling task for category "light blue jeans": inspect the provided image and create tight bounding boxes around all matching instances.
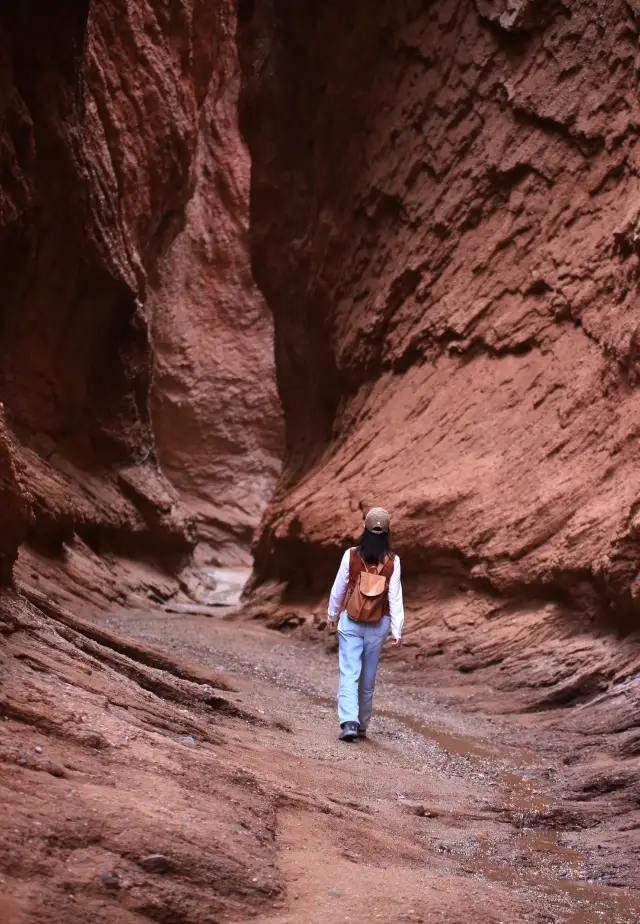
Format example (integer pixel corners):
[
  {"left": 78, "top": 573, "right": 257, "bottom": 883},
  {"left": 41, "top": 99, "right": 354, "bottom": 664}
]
[{"left": 337, "top": 611, "right": 390, "bottom": 728}]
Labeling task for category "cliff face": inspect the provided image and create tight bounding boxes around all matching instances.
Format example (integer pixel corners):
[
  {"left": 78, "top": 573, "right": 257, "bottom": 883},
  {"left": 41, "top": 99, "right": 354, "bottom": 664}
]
[
  {"left": 151, "top": 52, "right": 282, "bottom": 570},
  {"left": 0, "top": 10, "right": 285, "bottom": 921},
  {"left": 0, "top": 0, "right": 281, "bottom": 598},
  {"left": 0, "top": 0, "right": 202, "bottom": 588},
  {"left": 238, "top": 0, "right": 640, "bottom": 694}
]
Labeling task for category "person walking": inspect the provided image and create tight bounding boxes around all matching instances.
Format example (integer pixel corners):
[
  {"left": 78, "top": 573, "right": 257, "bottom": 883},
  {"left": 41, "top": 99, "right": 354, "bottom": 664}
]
[{"left": 327, "top": 507, "right": 404, "bottom": 742}]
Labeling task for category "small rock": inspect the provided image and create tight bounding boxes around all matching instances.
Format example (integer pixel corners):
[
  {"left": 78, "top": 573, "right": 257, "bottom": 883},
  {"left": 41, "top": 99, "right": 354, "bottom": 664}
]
[
  {"left": 177, "top": 736, "right": 196, "bottom": 746},
  {"left": 35, "top": 745, "right": 43, "bottom": 754},
  {"left": 139, "top": 854, "right": 171, "bottom": 874},
  {"left": 401, "top": 801, "right": 427, "bottom": 817},
  {"left": 48, "top": 762, "right": 66, "bottom": 779},
  {"left": 77, "top": 730, "right": 109, "bottom": 750},
  {"left": 98, "top": 872, "right": 120, "bottom": 891}
]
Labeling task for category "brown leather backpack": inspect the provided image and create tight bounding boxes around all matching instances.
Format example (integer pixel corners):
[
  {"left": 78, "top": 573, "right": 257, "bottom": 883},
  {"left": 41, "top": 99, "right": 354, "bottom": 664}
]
[{"left": 344, "top": 549, "right": 395, "bottom": 624}]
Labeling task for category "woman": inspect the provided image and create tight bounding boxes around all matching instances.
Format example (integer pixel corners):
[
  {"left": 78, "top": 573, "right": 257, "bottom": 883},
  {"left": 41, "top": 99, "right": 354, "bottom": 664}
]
[{"left": 327, "top": 507, "right": 404, "bottom": 742}]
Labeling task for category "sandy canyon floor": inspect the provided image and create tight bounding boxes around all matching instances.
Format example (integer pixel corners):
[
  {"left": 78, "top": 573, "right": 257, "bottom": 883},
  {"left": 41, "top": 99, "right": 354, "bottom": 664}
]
[{"left": 1, "top": 595, "right": 639, "bottom": 924}]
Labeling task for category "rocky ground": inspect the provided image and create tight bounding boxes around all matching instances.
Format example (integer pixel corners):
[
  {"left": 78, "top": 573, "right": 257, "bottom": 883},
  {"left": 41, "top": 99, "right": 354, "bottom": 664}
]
[{"left": 3, "top": 589, "right": 638, "bottom": 924}]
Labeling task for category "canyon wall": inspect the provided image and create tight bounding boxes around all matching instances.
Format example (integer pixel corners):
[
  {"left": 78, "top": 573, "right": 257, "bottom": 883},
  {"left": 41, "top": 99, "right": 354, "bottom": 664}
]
[
  {"left": 238, "top": 0, "right": 640, "bottom": 701},
  {"left": 0, "top": 9, "right": 285, "bottom": 921},
  {"left": 0, "top": 0, "right": 281, "bottom": 603},
  {"left": 151, "top": 54, "right": 282, "bottom": 570}
]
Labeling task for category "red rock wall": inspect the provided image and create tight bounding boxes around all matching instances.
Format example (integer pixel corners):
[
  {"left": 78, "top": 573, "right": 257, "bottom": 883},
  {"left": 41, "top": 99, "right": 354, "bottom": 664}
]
[
  {"left": 238, "top": 1, "right": 640, "bottom": 693},
  {"left": 151, "top": 51, "right": 283, "bottom": 569},
  {"left": 0, "top": 0, "right": 281, "bottom": 592}
]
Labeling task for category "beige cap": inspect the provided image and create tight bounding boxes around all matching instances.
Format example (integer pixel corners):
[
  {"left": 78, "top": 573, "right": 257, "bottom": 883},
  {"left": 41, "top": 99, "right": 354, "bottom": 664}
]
[{"left": 364, "top": 507, "right": 390, "bottom": 534}]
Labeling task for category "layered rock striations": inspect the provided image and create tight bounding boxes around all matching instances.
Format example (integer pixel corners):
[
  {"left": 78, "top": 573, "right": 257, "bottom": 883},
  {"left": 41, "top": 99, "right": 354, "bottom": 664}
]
[
  {"left": 239, "top": 0, "right": 640, "bottom": 697},
  {"left": 0, "top": 10, "right": 286, "bottom": 918}
]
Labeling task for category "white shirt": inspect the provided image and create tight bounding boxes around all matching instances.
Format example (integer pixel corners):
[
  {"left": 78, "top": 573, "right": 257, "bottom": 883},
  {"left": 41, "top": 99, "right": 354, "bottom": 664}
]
[{"left": 327, "top": 549, "right": 404, "bottom": 640}]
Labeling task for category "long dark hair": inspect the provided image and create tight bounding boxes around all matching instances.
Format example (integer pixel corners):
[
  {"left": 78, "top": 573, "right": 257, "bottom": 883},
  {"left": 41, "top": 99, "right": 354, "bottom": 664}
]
[{"left": 357, "top": 528, "right": 391, "bottom": 565}]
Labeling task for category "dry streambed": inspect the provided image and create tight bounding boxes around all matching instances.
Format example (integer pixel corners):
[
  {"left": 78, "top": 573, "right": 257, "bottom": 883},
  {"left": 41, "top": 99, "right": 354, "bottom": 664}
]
[
  {"left": 1, "top": 589, "right": 638, "bottom": 924},
  {"left": 102, "top": 609, "right": 640, "bottom": 924}
]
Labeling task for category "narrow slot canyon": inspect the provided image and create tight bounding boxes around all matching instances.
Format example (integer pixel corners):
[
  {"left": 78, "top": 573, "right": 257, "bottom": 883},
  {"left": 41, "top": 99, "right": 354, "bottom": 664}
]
[{"left": 1, "top": 2, "right": 639, "bottom": 923}]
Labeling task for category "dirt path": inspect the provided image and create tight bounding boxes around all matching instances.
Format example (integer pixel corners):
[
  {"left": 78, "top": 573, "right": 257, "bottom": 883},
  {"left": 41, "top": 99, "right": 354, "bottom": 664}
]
[{"left": 100, "top": 609, "right": 640, "bottom": 924}]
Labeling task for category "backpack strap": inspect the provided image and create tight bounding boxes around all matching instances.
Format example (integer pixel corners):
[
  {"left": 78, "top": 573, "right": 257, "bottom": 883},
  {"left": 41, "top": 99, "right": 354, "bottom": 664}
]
[
  {"left": 343, "top": 548, "right": 360, "bottom": 609},
  {"left": 348, "top": 548, "right": 360, "bottom": 581},
  {"left": 380, "top": 554, "right": 395, "bottom": 614},
  {"left": 380, "top": 554, "right": 395, "bottom": 578}
]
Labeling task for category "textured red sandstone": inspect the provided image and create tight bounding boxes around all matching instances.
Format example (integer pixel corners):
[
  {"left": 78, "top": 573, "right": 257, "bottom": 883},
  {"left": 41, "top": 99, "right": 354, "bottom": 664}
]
[
  {"left": 0, "top": 590, "right": 284, "bottom": 923},
  {"left": 0, "top": 8, "right": 285, "bottom": 918},
  {"left": 0, "top": 0, "right": 202, "bottom": 588},
  {"left": 151, "top": 50, "right": 282, "bottom": 569},
  {"left": 238, "top": 0, "right": 640, "bottom": 735},
  {"left": 235, "top": 2, "right": 640, "bottom": 881},
  {"left": 0, "top": 1, "right": 280, "bottom": 593}
]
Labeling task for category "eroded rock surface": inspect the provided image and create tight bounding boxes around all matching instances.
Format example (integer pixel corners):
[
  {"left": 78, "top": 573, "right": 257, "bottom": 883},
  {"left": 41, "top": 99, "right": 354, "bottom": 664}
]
[
  {"left": 0, "top": 590, "right": 284, "bottom": 923},
  {"left": 151, "top": 49, "right": 282, "bottom": 569},
  {"left": 237, "top": 0, "right": 640, "bottom": 823},
  {"left": 0, "top": 6, "right": 286, "bottom": 910},
  {"left": 1, "top": 0, "right": 200, "bottom": 590},
  {"left": 0, "top": 0, "right": 281, "bottom": 595},
  {"left": 239, "top": 0, "right": 640, "bottom": 666}
]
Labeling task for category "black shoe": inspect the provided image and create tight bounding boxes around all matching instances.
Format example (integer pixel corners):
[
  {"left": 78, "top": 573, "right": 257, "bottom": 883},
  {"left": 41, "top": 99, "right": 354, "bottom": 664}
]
[
  {"left": 339, "top": 721, "right": 359, "bottom": 742},
  {"left": 357, "top": 727, "right": 367, "bottom": 739}
]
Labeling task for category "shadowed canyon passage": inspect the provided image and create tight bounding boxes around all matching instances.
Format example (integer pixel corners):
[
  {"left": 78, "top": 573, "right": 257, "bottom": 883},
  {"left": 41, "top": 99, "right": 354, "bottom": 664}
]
[{"left": 1, "top": 1, "right": 640, "bottom": 923}]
